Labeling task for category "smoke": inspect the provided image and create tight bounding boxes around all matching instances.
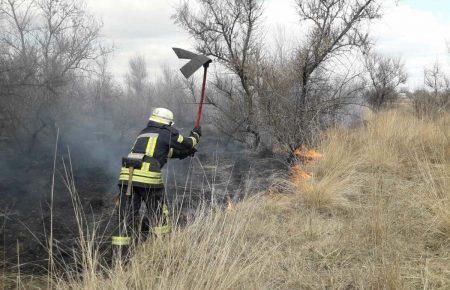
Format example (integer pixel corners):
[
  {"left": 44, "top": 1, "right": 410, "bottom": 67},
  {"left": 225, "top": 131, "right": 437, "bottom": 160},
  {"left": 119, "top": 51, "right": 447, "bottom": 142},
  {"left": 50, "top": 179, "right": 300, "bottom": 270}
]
[
  {"left": 0, "top": 64, "right": 288, "bottom": 272},
  {"left": 0, "top": 36, "right": 294, "bottom": 273},
  {"left": 0, "top": 0, "right": 288, "bottom": 274}
]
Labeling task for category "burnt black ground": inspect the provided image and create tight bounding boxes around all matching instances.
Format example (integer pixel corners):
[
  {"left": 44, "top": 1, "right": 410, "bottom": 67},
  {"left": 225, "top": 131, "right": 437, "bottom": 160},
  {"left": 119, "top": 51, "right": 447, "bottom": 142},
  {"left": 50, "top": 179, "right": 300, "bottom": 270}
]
[{"left": 0, "top": 130, "right": 288, "bottom": 275}]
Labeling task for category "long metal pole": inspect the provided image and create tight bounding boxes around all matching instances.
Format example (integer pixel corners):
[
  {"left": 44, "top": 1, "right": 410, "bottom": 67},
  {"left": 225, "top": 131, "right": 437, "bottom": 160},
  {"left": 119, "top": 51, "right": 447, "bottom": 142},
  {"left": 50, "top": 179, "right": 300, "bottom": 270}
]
[{"left": 195, "top": 63, "right": 209, "bottom": 128}]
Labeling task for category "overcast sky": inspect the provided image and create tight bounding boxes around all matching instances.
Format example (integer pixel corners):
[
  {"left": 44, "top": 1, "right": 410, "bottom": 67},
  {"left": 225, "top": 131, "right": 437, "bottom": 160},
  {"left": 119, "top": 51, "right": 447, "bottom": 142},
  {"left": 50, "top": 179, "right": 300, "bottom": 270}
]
[{"left": 86, "top": 0, "right": 450, "bottom": 89}]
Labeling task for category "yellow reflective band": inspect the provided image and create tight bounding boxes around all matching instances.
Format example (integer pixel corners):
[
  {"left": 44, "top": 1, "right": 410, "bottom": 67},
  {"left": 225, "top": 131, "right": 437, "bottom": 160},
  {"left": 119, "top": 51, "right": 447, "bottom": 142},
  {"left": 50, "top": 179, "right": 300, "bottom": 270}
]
[
  {"left": 111, "top": 236, "right": 131, "bottom": 246},
  {"left": 177, "top": 135, "right": 184, "bottom": 143},
  {"left": 119, "top": 166, "right": 163, "bottom": 185},
  {"left": 153, "top": 225, "right": 171, "bottom": 236},
  {"left": 120, "top": 168, "right": 161, "bottom": 178},
  {"left": 149, "top": 115, "right": 171, "bottom": 125},
  {"left": 119, "top": 174, "right": 163, "bottom": 185},
  {"left": 146, "top": 136, "right": 158, "bottom": 157},
  {"left": 189, "top": 136, "right": 198, "bottom": 147},
  {"left": 119, "top": 173, "right": 162, "bottom": 180},
  {"left": 168, "top": 148, "right": 174, "bottom": 158}
]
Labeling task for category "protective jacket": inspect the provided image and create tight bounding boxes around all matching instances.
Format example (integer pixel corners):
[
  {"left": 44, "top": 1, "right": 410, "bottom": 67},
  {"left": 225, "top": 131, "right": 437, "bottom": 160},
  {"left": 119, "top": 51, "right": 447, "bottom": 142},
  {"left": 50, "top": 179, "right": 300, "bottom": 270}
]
[{"left": 119, "top": 120, "right": 198, "bottom": 188}]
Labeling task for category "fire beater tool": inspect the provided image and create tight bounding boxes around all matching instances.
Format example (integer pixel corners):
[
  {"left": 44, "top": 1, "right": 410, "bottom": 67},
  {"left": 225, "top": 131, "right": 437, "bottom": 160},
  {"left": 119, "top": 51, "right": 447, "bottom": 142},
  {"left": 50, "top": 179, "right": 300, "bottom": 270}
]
[{"left": 172, "top": 47, "right": 212, "bottom": 128}]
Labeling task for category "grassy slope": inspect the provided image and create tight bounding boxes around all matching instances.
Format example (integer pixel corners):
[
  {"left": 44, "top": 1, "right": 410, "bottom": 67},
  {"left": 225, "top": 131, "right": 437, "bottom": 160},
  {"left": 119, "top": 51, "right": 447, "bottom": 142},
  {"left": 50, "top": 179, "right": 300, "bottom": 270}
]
[{"left": 61, "top": 109, "right": 449, "bottom": 289}]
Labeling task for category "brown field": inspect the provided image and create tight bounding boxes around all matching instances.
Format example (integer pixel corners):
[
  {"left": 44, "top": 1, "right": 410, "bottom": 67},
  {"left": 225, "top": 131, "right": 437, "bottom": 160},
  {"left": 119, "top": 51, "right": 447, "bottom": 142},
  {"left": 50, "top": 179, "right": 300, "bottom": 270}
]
[{"left": 8, "top": 108, "right": 449, "bottom": 289}]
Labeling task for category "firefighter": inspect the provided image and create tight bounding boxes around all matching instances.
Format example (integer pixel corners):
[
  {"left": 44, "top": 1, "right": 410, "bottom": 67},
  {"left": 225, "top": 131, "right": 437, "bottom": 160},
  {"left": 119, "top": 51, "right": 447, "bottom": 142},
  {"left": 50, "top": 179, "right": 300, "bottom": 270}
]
[{"left": 112, "top": 107, "right": 201, "bottom": 249}]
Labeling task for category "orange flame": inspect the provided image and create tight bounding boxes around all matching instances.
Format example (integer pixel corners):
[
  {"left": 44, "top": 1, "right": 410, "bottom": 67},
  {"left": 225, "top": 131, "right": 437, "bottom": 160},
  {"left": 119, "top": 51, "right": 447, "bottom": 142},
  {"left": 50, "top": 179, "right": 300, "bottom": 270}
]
[
  {"left": 291, "top": 164, "right": 312, "bottom": 182},
  {"left": 294, "top": 146, "right": 322, "bottom": 160},
  {"left": 291, "top": 146, "right": 322, "bottom": 183}
]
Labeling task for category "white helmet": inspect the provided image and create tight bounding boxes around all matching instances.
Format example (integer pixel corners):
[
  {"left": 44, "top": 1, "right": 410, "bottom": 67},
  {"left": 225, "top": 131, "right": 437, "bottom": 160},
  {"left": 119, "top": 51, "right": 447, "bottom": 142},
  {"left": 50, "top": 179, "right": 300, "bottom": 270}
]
[{"left": 149, "top": 107, "right": 174, "bottom": 125}]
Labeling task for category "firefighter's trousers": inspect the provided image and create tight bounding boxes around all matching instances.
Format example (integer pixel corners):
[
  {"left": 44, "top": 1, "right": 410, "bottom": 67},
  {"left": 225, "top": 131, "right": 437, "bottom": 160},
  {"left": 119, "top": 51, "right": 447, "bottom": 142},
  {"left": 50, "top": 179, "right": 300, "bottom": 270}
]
[{"left": 113, "top": 185, "right": 165, "bottom": 247}]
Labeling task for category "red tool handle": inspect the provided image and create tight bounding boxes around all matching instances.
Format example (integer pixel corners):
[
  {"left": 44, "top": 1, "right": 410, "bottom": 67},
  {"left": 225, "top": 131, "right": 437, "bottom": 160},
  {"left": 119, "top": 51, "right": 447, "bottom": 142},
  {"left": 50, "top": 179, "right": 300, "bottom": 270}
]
[{"left": 195, "top": 62, "right": 210, "bottom": 128}]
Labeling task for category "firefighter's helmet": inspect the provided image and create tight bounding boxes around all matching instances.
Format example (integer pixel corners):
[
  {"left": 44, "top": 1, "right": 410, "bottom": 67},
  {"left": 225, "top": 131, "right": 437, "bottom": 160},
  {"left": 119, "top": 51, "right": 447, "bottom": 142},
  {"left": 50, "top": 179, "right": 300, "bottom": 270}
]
[{"left": 150, "top": 108, "right": 174, "bottom": 125}]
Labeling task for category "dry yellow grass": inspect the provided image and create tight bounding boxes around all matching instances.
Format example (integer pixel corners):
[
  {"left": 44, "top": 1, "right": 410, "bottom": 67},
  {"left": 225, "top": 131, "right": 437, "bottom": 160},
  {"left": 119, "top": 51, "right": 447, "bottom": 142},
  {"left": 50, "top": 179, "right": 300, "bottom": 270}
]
[{"left": 59, "top": 108, "right": 449, "bottom": 289}]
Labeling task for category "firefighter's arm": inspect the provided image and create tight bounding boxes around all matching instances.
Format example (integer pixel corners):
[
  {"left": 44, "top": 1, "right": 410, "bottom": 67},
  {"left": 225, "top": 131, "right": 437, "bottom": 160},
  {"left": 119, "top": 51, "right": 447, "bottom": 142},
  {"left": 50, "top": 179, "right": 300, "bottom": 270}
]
[
  {"left": 167, "top": 148, "right": 197, "bottom": 159},
  {"left": 170, "top": 127, "right": 201, "bottom": 150}
]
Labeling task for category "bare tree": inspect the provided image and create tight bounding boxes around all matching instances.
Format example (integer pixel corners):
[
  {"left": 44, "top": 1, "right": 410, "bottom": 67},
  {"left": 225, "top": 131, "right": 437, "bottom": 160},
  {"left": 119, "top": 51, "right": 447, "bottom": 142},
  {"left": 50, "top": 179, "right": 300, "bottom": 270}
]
[
  {"left": 173, "top": 0, "right": 264, "bottom": 147},
  {"left": 294, "top": 0, "right": 381, "bottom": 104},
  {"left": 126, "top": 55, "right": 149, "bottom": 100},
  {"left": 258, "top": 57, "right": 365, "bottom": 155},
  {"left": 424, "top": 62, "right": 449, "bottom": 100},
  {"left": 410, "top": 62, "right": 450, "bottom": 116},
  {"left": 116, "top": 55, "right": 151, "bottom": 139},
  {"left": 364, "top": 52, "right": 407, "bottom": 110},
  {"left": 173, "top": 0, "right": 382, "bottom": 154},
  {"left": 154, "top": 66, "right": 193, "bottom": 126},
  {"left": 258, "top": 0, "right": 381, "bottom": 156},
  {"left": 0, "top": 0, "right": 105, "bottom": 152}
]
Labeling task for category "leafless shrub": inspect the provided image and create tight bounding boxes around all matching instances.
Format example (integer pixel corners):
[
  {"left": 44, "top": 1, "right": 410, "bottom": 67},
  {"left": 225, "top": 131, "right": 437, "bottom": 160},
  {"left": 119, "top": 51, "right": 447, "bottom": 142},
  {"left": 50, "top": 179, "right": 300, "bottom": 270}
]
[
  {"left": 258, "top": 57, "right": 366, "bottom": 155},
  {"left": 364, "top": 52, "right": 407, "bottom": 110},
  {"left": 0, "top": 0, "right": 106, "bottom": 152},
  {"left": 409, "top": 63, "right": 450, "bottom": 117},
  {"left": 259, "top": 0, "right": 381, "bottom": 155}
]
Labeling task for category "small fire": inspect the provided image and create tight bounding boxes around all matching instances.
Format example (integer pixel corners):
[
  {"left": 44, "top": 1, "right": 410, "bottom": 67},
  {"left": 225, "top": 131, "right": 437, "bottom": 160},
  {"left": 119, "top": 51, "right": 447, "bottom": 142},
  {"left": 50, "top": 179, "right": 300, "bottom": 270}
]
[
  {"left": 291, "top": 146, "right": 322, "bottom": 183},
  {"left": 294, "top": 146, "right": 322, "bottom": 160},
  {"left": 291, "top": 164, "right": 312, "bottom": 181}
]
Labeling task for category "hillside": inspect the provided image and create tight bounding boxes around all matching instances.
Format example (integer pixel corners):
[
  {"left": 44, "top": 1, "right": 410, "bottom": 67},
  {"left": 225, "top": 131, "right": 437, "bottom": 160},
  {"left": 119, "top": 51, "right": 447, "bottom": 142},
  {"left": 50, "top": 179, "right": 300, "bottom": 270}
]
[{"left": 54, "top": 109, "right": 448, "bottom": 289}]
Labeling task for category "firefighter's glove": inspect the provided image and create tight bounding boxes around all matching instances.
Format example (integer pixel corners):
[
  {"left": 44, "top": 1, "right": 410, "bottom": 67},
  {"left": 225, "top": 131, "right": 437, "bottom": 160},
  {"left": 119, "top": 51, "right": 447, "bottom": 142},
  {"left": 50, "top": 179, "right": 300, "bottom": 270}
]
[{"left": 190, "top": 126, "right": 202, "bottom": 143}]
